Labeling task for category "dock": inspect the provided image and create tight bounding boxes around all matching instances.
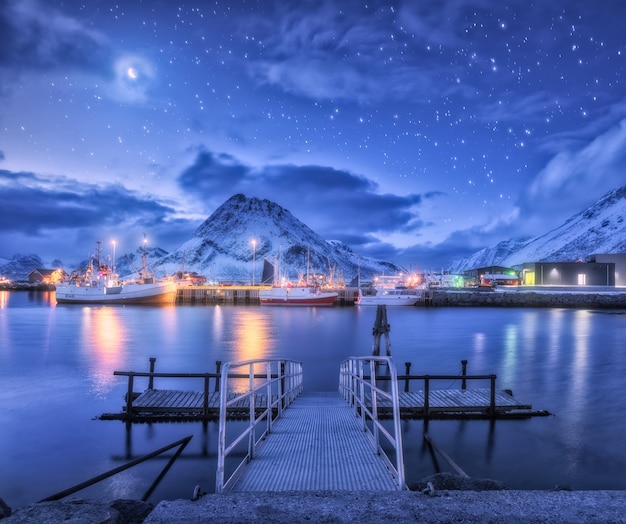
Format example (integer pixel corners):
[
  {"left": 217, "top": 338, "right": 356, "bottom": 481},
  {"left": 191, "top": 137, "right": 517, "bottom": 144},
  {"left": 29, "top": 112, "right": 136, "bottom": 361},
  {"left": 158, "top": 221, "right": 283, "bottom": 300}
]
[
  {"left": 176, "top": 285, "right": 359, "bottom": 305},
  {"left": 175, "top": 285, "right": 435, "bottom": 306},
  {"left": 99, "top": 358, "right": 547, "bottom": 422}
]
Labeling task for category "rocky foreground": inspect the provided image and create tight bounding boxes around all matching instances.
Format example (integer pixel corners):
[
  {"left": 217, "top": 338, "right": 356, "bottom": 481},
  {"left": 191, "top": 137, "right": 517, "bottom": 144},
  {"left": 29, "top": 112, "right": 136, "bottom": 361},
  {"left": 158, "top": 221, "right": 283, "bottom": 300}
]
[{"left": 2, "top": 475, "right": 626, "bottom": 523}]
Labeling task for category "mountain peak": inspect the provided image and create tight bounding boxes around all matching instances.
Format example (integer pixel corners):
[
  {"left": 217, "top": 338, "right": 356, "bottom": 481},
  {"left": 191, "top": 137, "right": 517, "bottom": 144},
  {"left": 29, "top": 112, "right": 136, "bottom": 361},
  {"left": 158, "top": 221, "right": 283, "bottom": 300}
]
[
  {"left": 452, "top": 184, "right": 626, "bottom": 271},
  {"left": 154, "top": 194, "right": 402, "bottom": 283}
]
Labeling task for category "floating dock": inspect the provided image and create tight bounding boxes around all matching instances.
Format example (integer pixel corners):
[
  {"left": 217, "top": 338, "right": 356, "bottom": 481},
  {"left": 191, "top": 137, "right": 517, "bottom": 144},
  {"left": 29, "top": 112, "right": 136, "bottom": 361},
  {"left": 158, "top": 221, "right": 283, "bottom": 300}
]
[{"left": 100, "top": 367, "right": 547, "bottom": 422}]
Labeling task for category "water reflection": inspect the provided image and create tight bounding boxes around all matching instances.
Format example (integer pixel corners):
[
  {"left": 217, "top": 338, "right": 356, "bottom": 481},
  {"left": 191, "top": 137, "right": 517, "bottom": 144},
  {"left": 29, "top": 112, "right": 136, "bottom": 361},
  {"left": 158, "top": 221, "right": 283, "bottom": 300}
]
[
  {"left": 229, "top": 309, "right": 272, "bottom": 362},
  {"left": 564, "top": 310, "right": 591, "bottom": 464},
  {"left": 501, "top": 324, "right": 518, "bottom": 385},
  {"left": 0, "top": 290, "right": 9, "bottom": 309},
  {"left": 80, "top": 307, "right": 126, "bottom": 396}
]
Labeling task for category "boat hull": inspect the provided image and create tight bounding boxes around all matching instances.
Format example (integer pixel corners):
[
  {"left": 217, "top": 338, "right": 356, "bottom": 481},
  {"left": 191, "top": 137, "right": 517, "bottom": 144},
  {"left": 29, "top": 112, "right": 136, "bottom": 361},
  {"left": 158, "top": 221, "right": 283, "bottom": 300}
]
[
  {"left": 259, "top": 287, "right": 338, "bottom": 307},
  {"left": 356, "top": 288, "right": 423, "bottom": 306},
  {"left": 356, "top": 296, "right": 420, "bottom": 306},
  {"left": 55, "top": 282, "right": 177, "bottom": 305}
]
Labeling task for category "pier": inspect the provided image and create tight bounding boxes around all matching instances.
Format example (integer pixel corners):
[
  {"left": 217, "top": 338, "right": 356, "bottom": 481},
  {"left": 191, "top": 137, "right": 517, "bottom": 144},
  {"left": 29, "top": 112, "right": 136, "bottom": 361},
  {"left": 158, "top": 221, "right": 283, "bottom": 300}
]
[
  {"left": 99, "top": 358, "right": 547, "bottom": 422},
  {"left": 176, "top": 285, "right": 359, "bottom": 305},
  {"left": 175, "top": 285, "right": 435, "bottom": 306}
]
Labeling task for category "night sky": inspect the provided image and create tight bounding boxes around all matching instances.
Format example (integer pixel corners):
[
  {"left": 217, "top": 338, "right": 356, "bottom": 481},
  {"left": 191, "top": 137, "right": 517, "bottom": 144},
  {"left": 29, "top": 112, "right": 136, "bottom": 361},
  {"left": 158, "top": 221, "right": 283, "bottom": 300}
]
[{"left": 2, "top": 0, "right": 626, "bottom": 270}]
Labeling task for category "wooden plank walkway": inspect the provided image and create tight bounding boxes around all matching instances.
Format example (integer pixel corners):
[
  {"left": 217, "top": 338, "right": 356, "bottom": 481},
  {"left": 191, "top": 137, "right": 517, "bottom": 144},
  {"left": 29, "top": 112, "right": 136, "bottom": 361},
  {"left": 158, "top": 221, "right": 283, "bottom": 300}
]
[
  {"left": 231, "top": 393, "right": 400, "bottom": 492},
  {"left": 100, "top": 387, "right": 545, "bottom": 421}
]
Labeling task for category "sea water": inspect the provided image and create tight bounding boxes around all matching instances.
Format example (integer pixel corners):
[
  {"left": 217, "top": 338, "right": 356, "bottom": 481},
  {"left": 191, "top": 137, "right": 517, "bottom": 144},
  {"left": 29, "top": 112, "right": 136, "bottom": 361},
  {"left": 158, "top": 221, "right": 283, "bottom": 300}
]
[{"left": 1, "top": 290, "right": 625, "bottom": 508}]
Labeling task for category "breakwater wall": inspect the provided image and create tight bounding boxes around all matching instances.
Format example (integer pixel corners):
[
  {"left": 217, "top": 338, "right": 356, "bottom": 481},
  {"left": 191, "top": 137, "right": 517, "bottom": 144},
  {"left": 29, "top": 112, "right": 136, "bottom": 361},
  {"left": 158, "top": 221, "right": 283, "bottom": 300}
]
[{"left": 431, "top": 289, "right": 626, "bottom": 308}]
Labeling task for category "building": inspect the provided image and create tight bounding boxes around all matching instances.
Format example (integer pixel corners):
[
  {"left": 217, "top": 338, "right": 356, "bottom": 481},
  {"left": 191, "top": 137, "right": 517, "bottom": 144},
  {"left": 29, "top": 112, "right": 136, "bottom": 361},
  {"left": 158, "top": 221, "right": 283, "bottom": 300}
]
[
  {"left": 589, "top": 254, "right": 626, "bottom": 287},
  {"left": 521, "top": 262, "right": 615, "bottom": 286},
  {"left": 28, "top": 268, "right": 66, "bottom": 285},
  {"left": 462, "top": 266, "right": 518, "bottom": 287}
]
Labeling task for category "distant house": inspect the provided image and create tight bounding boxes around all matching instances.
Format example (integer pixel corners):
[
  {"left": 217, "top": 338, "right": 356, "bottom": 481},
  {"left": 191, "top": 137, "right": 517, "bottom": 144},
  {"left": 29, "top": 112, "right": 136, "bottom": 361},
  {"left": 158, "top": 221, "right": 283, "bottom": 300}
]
[
  {"left": 589, "top": 254, "right": 626, "bottom": 287},
  {"left": 521, "top": 261, "right": 615, "bottom": 286},
  {"left": 28, "top": 268, "right": 66, "bottom": 284}
]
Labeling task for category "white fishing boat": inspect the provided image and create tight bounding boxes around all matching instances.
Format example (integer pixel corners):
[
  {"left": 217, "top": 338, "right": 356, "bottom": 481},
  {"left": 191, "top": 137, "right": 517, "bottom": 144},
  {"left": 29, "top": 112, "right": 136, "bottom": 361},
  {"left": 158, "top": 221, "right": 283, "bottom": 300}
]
[
  {"left": 259, "top": 286, "right": 338, "bottom": 306},
  {"left": 356, "top": 287, "right": 423, "bottom": 306},
  {"left": 55, "top": 241, "right": 176, "bottom": 305}
]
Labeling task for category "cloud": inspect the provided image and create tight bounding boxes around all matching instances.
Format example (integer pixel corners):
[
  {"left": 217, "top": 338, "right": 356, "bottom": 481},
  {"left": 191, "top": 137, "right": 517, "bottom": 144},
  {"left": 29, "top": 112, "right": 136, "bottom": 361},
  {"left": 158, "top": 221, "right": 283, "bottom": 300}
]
[
  {"left": 178, "top": 150, "right": 252, "bottom": 194},
  {"left": 0, "top": 0, "right": 107, "bottom": 71},
  {"left": 0, "top": 169, "right": 176, "bottom": 234},
  {"left": 242, "top": 2, "right": 442, "bottom": 102},
  {"left": 176, "top": 147, "right": 437, "bottom": 250},
  {"left": 0, "top": 169, "right": 196, "bottom": 261},
  {"left": 523, "top": 118, "right": 626, "bottom": 224}
]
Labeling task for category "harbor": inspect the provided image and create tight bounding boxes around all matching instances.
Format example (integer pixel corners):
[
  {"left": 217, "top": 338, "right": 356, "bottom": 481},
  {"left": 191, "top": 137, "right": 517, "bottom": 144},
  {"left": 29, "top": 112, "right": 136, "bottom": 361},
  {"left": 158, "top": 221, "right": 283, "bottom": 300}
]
[
  {"left": 174, "top": 284, "right": 626, "bottom": 308},
  {"left": 2, "top": 291, "right": 626, "bottom": 511}
]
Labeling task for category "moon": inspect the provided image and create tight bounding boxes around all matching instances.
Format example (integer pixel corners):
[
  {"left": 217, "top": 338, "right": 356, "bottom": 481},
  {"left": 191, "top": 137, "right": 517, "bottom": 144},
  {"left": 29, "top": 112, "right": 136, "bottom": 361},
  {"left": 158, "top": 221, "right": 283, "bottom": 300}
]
[{"left": 127, "top": 67, "right": 138, "bottom": 80}]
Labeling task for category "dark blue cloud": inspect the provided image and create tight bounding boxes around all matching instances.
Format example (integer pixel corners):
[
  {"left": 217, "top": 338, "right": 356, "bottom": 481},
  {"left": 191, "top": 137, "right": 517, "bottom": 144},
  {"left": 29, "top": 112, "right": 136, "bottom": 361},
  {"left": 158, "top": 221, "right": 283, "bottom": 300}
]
[
  {"left": 0, "top": 169, "right": 177, "bottom": 234},
  {"left": 0, "top": 169, "right": 200, "bottom": 261},
  {"left": 0, "top": 1, "right": 109, "bottom": 71},
  {"left": 178, "top": 150, "right": 251, "bottom": 194},
  {"left": 177, "top": 148, "right": 437, "bottom": 247}
]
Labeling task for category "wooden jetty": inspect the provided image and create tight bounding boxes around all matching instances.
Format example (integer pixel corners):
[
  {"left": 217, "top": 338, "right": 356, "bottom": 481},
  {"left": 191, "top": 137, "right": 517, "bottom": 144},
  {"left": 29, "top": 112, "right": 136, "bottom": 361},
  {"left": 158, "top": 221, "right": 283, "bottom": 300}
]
[{"left": 99, "top": 358, "right": 549, "bottom": 422}]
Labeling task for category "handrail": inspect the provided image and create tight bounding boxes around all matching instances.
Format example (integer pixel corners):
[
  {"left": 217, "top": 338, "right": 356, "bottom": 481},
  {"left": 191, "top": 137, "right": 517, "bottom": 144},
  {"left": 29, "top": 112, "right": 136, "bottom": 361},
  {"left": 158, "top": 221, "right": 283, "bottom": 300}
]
[
  {"left": 339, "top": 356, "right": 406, "bottom": 490},
  {"left": 39, "top": 435, "right": 193, "bottom": 502},
  {"left": 215, "top": 358, "right": 303, "bottom": 493}
]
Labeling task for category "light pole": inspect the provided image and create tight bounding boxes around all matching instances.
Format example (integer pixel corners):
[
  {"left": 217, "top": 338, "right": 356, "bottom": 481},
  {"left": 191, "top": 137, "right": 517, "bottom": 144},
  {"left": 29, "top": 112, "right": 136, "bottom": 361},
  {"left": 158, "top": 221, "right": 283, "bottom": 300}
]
[
  {"left": 252, "top": 239, "right": 257, "bottom": 286},
  {"left": 111, "top": 240, "right": 116, "bottom": 273}
]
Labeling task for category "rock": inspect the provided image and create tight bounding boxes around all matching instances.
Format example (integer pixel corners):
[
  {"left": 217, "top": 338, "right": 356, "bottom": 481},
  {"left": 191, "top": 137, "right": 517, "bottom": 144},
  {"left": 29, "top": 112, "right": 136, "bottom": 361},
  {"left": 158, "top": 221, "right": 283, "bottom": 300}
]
[
  {"left": 110, "top": 499, "right": 155, "bottom": 523},
  {"left": 3, "top": 499, "right": 153, "bottom": 524},
  {"left": 0, "top": 498, "right": 12, "bottom": 519},
  {"left": 409, "top": 472, "right": 510, "bottom": 492}
]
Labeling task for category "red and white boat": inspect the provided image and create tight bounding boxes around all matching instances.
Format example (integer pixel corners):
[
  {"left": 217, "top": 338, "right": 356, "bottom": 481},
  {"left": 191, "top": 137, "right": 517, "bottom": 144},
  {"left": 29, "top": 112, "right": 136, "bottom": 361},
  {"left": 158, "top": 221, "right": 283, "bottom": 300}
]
[{"left": 259, "top": 286, "right": 337, "bottom": 306}]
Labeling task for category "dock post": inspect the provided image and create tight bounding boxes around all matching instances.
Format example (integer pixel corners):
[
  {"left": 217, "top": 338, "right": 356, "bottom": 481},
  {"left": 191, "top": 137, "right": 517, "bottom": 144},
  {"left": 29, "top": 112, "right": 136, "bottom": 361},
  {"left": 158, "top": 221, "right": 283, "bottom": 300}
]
[
  {"left": 489, "top": 375, "right": 496, "bottom": 417},
  {"left": 215, "top": 361, "right": 222, "bottom": 392},
  {"left": 424, "top": 376, "right": 430, "bottom": 417},
  {"left": 203, "top": 375, "right": 209, "bottom": 417},
  {"left": 461, "top": 360, "right": 467, "bottom": 390},
  {"left": 148, "top": 358, "right": 156, "bottom": 389},
  {"left": 125, "top": 375, "right": 134, "bottom": 420},
  {"left": 404, "top": 362, "right": 411, "bottom": 392}
]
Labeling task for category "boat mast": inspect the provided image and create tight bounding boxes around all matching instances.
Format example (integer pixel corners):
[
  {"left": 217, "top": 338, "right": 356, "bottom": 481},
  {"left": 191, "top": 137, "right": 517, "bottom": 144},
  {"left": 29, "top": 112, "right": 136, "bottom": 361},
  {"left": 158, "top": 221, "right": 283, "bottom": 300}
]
[{"left": 142, "top": 234, "right": 147, "bottom": 280}]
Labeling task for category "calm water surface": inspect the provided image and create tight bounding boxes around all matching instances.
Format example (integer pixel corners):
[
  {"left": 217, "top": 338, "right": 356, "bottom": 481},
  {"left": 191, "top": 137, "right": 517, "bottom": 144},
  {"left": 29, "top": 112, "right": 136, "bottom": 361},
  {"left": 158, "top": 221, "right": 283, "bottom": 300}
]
[{"left": 1, "top": 290, "right": 625, "bottom": 508}]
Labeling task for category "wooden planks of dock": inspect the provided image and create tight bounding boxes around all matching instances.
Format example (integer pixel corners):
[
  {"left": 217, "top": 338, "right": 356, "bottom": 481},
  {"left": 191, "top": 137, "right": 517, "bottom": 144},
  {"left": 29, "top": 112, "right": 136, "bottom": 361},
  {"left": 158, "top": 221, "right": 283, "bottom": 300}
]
[{"left": 100, "top": 387, "right": 547, "bottom": 422}]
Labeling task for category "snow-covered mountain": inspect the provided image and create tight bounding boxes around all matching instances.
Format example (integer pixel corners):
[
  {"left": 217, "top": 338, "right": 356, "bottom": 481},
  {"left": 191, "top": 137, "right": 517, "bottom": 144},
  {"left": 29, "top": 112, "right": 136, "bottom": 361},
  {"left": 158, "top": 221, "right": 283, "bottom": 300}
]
[
  {"left": 452, "top": 185, "right": 626, "bottom": 271},
  {"left": 0, "top": 254, "right": 59, "bottom": 280},
  {"left": 115, "top": 246, "right": 170, "bottom": 279},
  {"left": 152, "top": 194, "right": 403, "bottom": 283}
]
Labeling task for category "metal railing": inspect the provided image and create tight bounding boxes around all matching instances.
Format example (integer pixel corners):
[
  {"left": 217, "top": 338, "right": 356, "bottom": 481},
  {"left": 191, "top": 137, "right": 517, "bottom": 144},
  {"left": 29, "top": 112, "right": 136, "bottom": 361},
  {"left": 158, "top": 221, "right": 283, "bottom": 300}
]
[
  {"left": 339, "top": 356, "right": 406, "bottom": 490},
  {"left": 215, "top": 358, "right": 303, "bottom": 493},
  {"left": 39, "top": 435, "right": 193, "bottom": 502}
]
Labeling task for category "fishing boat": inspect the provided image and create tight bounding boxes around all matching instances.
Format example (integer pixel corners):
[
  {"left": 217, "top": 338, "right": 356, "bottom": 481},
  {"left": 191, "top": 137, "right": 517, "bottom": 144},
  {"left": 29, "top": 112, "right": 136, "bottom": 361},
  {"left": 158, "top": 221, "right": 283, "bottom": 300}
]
[
  {"left": 55, "top": 241, "right": 177, "bottom": 305},
  {"left": 259, "top": 286, "right": 338, "bottom": 306},
  {"left": 356, "top": 287, "right": 423, "bottom": 306}
]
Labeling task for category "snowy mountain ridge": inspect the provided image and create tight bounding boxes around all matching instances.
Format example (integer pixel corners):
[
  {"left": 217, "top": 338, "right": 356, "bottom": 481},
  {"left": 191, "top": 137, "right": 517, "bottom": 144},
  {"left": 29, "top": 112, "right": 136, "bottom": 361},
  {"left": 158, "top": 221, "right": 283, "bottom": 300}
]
[
  {"left": 451, "top": 185, "right": 626, "bottom": 271},
  {"left": 151, "top": 194, "right": 402, "bottom": 283}
]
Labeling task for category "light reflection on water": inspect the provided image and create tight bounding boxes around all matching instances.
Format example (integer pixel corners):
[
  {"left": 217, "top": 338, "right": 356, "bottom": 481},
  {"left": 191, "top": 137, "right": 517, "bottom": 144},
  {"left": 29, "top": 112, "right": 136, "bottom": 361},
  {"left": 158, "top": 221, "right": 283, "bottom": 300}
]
[
  {"left": 80, "top": 307, "right": 126, "bottom": 397},
  {"left": 1, "top": 294, "right": 625, "bottom": 508}
]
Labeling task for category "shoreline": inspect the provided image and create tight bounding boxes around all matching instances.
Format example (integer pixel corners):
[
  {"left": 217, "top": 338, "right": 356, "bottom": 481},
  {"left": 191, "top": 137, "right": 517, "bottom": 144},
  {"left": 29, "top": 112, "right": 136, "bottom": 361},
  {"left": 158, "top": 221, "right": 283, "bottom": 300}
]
[{"left": 4, "top": 489, "right": 626, "bottom": 523}]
